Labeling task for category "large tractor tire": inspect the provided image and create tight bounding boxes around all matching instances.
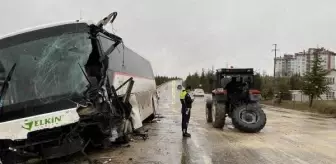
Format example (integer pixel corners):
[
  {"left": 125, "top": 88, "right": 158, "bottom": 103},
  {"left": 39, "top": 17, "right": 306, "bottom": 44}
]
[
  {"left": 206, "top": 105, "right": 212, "bottom": 123},
  {"left": 211, "top": 102, "right": 226, "bottom": 128},
  {"left": 231, "top": 103, "right": 267, "bottom": 133},
  {"left": 205, "top": 99, "right": 213, "bottom": 123}
]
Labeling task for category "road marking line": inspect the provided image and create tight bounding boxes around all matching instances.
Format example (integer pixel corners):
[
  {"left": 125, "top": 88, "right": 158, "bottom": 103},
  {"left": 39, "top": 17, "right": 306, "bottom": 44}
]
[
  {"left": 191, "top": 137, "right": 200, "bottom": 148},
  {"left": 189, "top": 120, "right": 200, "bottom": 126},
  {"left": 192, "top": 136, "right": 213, "bottom": 164},
  {"left": 202, "top": 155, "right": 213, "bottom": 164},
  {"left": 172, "top": 81, "right": 176, "bottom": 105}
]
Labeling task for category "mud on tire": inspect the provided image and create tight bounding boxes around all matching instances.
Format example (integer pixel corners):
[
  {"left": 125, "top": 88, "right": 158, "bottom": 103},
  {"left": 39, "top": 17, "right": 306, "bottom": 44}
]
[
  {"left": 205, "top": 101, "right": 213, "bottom": 123},
  {"left": 211, "top": 102, "right": 226, "bottom": 128},
  {"left": 231, "top": 103, "right": 266, "bottom": 133},
  {"left": 206, "top": 106, "right": 212, "bottom": 123}
]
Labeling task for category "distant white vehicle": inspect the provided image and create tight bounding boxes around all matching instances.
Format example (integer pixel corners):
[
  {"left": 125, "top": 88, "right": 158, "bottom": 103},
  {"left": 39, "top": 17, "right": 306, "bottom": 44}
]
[{"left": 193, "top": 88, "right": 205, "bottom": 97}]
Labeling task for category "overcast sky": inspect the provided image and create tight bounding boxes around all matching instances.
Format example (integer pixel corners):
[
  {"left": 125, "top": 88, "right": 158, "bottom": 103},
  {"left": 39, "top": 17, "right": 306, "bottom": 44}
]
[{"left": 1, "top": 0, "right": 336, "bottom": 78}]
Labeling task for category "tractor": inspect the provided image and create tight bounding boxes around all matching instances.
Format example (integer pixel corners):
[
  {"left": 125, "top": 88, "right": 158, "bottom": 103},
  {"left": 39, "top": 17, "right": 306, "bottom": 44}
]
[{"left": 205, "top": 68, "right": 266, "bottom": 133}]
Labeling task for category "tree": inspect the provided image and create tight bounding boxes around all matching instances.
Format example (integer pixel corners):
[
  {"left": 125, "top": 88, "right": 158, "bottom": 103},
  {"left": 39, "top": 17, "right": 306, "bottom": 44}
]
[
  {"left": 200, "top": 69, "right": 206, "bottom": 87},
  {"left": 260, "top": 76, "right": 273, "bottom": 100},
  {"left": 302, "top": 49, "right": 331, "bottom": 107},
  {"left": 155, "top": 75, "right": 181, "bottom": 86},
  {"left": 184, "top": 73, "right": 192, "bottom": 88},
  {"left": 277, "top": 77, "right": 291, "bottom": 100},
  {"left": 254, "top": 72, "right": 262, "bottom": 90},
  {"left": 289, "top": 74, "right": 303, "bottom": 90},
  {"left": 190, "top": 72, "right": 200, "bottom": 88}
]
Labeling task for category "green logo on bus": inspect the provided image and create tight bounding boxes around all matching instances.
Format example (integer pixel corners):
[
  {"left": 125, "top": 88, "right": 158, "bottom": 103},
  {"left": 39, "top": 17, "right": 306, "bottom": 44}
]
[{"left": 22, "top": 116, "right": 63, "bottom": 131}]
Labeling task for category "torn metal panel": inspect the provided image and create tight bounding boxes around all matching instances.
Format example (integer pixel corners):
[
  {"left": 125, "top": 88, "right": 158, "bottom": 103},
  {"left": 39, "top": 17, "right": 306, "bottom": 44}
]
[{"left": 128, "top": 94, "right": 143, "bottom": 130}]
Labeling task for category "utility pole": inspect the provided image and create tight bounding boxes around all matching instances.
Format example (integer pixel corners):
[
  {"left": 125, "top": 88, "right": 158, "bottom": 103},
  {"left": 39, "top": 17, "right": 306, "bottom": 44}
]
[
  {"left": 272, "top": 44, "right": 279, "bottom": 79},
  {"left": 272, "top": 44, "right": 280, "bottom": 94},
  {"left": 79, "top": 9, "right": 83, "bottom": 20}
]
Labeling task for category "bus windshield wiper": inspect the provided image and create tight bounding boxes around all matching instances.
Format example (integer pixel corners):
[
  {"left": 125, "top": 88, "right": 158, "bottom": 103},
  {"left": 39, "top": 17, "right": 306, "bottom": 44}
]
[{"left": 0, "top": 63, "right": 17, "bottom": 111}]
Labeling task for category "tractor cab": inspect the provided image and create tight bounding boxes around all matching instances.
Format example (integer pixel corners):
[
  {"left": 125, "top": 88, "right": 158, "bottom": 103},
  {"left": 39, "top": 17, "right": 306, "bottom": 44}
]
[{"left": 211, "top": 68, "right": 261, "bottom": 102}]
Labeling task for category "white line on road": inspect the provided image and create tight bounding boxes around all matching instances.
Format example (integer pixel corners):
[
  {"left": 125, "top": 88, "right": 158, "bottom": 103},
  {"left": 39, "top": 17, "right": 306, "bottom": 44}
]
[
  {"left": 191, "top": 128, "right": 213, "bottom": 164},
  {"left": 202, "top": 155, "right": 213, "bottom": 164},
  {"left": 172, "top": 81, "right": 176, "bottom": 105},
  {"left": 191, "top": 137, "right": 200, "bottom": 148}
]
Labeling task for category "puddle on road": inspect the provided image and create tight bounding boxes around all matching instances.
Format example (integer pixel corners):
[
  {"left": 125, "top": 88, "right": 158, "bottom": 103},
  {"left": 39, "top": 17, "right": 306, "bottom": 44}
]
[
  {"left": 155, "top": 114, "right": 166, "bottom": 118},
  {"left": 281, "top": 115, "right": 292, "bottom": 118},
  {"left": 159, "top": 104, "right": 170, "bottom": 108},
  {"left": 315, "top": 122, "right": 328, "bottom": 125},
  {"left": 271, "top": 109, "right": 292, "bottom": 114},
  {"left": 307, "top": 117, "right": 329, "bottom": 121}
]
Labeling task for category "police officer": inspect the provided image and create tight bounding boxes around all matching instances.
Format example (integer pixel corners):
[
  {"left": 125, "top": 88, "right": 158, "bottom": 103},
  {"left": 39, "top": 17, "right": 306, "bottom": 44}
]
[{"left": 180, "top": 85, "right": 193, "bottom": 137}]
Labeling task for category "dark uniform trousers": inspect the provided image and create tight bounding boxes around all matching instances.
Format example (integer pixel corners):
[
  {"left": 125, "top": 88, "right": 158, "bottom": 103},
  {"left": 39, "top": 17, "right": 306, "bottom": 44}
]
[
  {"left": 180, "top": 90, "right": 192, "bottom": 132},
  {"left": 181, "top": 107, "right": 191, "bottom": 131}
]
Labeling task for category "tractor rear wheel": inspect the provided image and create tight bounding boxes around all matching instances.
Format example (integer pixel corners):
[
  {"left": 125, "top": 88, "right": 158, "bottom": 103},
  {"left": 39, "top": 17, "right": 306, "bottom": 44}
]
[
  {"left": 231, "top": 103, "right": 266, "bottom": 133},
  {"left": 206, "top": 105, "right": 212, "bottom": 123},
  {"left": 211, "top": 102, "right": 225, "bottom": 128},
  {"left": 205, "top": 99, "right": 213, "bottom": 123}
]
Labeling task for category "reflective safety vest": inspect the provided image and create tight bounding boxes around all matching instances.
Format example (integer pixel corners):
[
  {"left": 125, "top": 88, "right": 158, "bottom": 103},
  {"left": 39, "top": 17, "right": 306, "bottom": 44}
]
[
  {"left": 180, "top": 90, "right": 193, "bottom": 108},
  {"left": 180, "top": 90, "right": 187, "bottom": 100},
  {"left": 180, "top": 90, "right": 187, "bottom": 108}
]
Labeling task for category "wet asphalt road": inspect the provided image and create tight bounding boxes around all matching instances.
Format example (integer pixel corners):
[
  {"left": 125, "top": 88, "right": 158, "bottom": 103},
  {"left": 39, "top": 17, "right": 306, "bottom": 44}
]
[{"left": 85, "top": 80, "right": 336, "bottom": 164}]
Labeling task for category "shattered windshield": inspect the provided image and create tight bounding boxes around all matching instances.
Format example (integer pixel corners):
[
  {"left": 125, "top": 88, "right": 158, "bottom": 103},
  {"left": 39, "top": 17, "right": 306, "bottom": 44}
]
[{"left": 0, "top": 26, "right": 92, "bottom": 107}]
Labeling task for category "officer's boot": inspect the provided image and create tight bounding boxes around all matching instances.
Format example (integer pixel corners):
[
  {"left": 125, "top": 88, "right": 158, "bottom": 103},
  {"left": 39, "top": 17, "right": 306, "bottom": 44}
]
[{"left": 183, "top": 129, "right": 191, "bottom": 137}]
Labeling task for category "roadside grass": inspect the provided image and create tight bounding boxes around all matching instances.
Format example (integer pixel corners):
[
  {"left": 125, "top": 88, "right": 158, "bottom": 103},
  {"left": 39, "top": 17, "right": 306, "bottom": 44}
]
[{"left": 261, "top": 100, "right": 336, "bottom": 116}]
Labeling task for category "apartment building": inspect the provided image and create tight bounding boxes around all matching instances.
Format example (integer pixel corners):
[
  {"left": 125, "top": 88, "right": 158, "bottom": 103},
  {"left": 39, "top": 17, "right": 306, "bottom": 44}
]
[
  {"left": 275, "top": 54, "right": 295, "bottom": 77},
  {"left": 275, "top": 47, "right": 336, "bottom": 77}
]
